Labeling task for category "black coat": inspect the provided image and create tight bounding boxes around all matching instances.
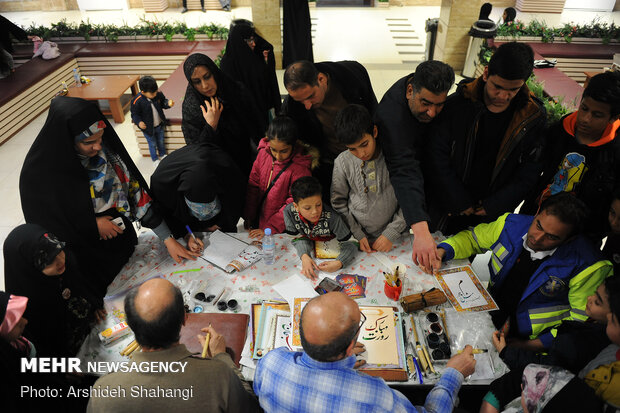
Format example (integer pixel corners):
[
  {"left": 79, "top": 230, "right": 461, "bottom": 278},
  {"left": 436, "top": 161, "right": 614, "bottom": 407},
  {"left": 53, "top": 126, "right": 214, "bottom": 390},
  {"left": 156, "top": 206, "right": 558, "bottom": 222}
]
[
  {"left": 521, "top": 114, "right": 620, "bottom": 241},
  {"left": 426, "top": 77, "right": 546, "bottom": 233},
  {"left": 220, "top": 22, "right": 281, "bottom": 126},
  {"left": 150, "top": 143, "right": 246, "bottom": 236},
  {"left": 181, "top": 53, "right": 264, "bottom": 178},
  {"left": 282, "top": 0, "right": 313, "bottom": 67},
  {"left": 375, "top": 73, "right": 431, "bottom": 227},
  {"left": 130, "top": 91, "right": 171, "bottom": 136},
  {"left": 19, "top": 97, "right": 160, "bottom": 296}
]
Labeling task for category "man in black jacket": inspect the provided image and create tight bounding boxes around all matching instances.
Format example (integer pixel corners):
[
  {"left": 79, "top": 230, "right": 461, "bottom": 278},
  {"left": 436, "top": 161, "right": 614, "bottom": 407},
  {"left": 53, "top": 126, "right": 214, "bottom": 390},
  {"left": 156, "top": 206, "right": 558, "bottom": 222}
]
[
  {"left": 375, "top": 60, "right": 455, "bottom": 273},
  {"left": 282, "top": 60, "right": 377, "bottom": 198},
  {"left": 426, "top": 42, "right": 546, "bottom": 241}
]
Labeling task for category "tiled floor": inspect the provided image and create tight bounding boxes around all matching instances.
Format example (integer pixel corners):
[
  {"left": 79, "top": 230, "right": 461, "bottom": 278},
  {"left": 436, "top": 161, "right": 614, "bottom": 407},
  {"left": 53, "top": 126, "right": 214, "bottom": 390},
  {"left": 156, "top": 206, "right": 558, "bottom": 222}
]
[{"left": 1, "top": 4, "right": 620, "bottom": 289}]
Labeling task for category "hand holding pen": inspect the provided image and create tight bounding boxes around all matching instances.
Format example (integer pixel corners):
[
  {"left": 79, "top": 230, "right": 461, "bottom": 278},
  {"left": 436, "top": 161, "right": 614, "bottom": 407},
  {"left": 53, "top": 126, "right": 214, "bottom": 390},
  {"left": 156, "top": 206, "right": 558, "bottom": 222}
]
[{"left": 185, "top": 225, "right": 204, "bottom": 254}]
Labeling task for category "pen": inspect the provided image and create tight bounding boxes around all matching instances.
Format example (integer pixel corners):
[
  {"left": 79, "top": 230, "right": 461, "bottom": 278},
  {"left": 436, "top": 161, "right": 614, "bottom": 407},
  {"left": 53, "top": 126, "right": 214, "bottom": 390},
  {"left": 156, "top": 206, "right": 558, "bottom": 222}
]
[
  {"left": 457, "top": 348, "right": 489, "bottom": 354},
  {"left": 412, "top": 355, "right": 424, "bottom": 384},
  {"left": 186, "top": 225, "right": 198, "bottom": 242},
  {"left": 201, "top": 324, "right": 212, "bottom": 358}
]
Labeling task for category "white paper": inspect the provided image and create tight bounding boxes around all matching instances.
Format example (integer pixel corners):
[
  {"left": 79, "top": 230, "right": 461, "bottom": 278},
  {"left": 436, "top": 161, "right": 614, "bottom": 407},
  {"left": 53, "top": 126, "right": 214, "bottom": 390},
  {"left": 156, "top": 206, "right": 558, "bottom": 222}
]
[
  {"left": 273, "top": 274, "right": 318, "bottom": 309},
  {"left": 200, "top": 230, "right": 248, "bottom": 271},
  {"left": 443, "top": 269, "right": 489, "bottom": 309},
  {"left": 470, "top": 352, "right": 495, "bottom": 381}
]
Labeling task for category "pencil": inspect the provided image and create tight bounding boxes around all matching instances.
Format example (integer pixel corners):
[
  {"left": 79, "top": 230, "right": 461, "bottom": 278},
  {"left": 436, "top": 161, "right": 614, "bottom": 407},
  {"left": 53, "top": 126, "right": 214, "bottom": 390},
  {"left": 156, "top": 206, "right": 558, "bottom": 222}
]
[
  {"left": 121, "top": 340, "right": 137, "bottom": 356},
  {"left": 201, "top": 324, "right": 212, "bottom": 358},
  {"left": 457, "top": 348, "right": 488, "bottom": 354},
  {"left": 422, "top": 344, "right": 436, "bottom": 374}
]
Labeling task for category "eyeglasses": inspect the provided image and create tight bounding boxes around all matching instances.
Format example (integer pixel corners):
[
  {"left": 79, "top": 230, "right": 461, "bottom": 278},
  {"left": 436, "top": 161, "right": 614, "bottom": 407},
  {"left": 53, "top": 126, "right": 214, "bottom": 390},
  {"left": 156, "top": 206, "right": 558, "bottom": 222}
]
[
  {"left": 353, "top": 311, "right": 367, "bottom": 337},
  {"left": 244, "top": 36, "right": 256, "bottom": 45}
]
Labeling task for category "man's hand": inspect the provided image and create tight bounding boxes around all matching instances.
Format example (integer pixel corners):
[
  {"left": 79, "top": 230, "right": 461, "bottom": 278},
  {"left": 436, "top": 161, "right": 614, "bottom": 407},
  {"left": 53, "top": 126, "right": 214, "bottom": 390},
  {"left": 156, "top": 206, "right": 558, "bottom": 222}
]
[
  {"left": 184, "top": 234, "right": 204, "bottom": 254},
  {"left": 359, "top": 237, "right": 374, "bottom": 253},
  {"left": 411, "top": 221, "right": 441, "bottom": 274},
  {"left": 197, "top": 325, "right": 227, "bottom": 357},
  {"left": 352, "top": 342, "right": 367, "bottom": 369},
  {"left": 200, "top": 98, "right": 223, "bottom": 130},
  {"left": 301, "top": 254, "right": 320, "bottom": 280},
  {"left": 318, "top": 260, "right": 343, "bottom": 273},
  {"left": 474, "top": 206, "right": 487, "bottom": 216},
  {"left": 164, "top": 237, "right": 200, "bottom": 263},
  {"left": 372, "top": 235, "right": 393, "bottom": 252},
  {"left": 249, "top": 228, "right": 265, "bottom": 240},
  {"left": 459, "top": 207, "right": 475, "bottom": 216},
  {"left": 138, "top": 121, "right": 147, "bottom": 130},
  {"left": 492, "top": 331, "right": 507, "bottom": 353},
  {"left": 96, "top": 216, "right": 124, "bottom": 240},
  {"left": 446, "top": 344, "right": 476, "bottom": 377},
  {"left": 419, "top": 248, "right": 446, "bottom": 273}
]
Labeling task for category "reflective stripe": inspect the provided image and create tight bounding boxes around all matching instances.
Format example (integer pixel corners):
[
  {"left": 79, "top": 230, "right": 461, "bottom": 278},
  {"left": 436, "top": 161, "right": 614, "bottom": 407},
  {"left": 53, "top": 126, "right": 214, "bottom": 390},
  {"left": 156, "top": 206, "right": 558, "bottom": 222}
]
[
  {"left": 491, "top": 255, "right": 502, "bottom": 275},
  {"left": 530, "top": 312, "right": 570, "bottom": 325},
  {"left": 571, "top": 308, "right": 588, "bottom": 317},
  {"left": 529, "top": 305, "right": 570, "bottom": 315},
  {"left": 492, "top": 243, "right": 509, "bottom": 260},
  {"left": 470, "top": 229, "right": 481, "bottom": 249}
]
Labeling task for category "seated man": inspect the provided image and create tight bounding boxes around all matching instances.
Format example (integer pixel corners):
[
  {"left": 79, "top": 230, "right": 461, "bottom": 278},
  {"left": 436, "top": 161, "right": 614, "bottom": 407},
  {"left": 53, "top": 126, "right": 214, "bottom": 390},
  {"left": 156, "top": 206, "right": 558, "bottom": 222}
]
[
  {"left": 375, "top": 59, "right": 455, "bottom": 273},
  {"left": 521, "top": 71, "right": 620, "bottom": 242},
  {"left": 427, "top": 42, "right": 546, "bottom": 236},
  {"left": 254, "top": 291, "right": 476, "bottom": 413},
  {"left": 331, "top": 104, "right": 407, "bottom": 253},
  {"left": 432, "top": 193, "right": 613, "bottom": 353},
  {"left": 87, "top": 278, "right": 259, "bottom": 412},
  {"left": 282, "top": 60, "right": 378, "bottom": 198}
]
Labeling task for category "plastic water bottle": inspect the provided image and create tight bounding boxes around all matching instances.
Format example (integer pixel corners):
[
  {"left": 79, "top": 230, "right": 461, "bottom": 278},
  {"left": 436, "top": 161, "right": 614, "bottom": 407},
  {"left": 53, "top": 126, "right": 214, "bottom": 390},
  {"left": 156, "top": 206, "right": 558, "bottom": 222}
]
[
  {"left": 73, "top": 68, "right": 82, "bottom": 87},
  {"left": 262, "top": 228, "right": 275, "bottom": 265}
]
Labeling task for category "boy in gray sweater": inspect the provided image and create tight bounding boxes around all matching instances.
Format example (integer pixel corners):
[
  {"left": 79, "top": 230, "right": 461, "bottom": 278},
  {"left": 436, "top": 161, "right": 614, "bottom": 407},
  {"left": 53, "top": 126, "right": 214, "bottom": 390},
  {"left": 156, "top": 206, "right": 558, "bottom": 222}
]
[
  {"left": 284, "top": 176, "right": 357, "bottom": 280},
  {"left": 331, "top": 104, "right": 407, "bottom": 253}
]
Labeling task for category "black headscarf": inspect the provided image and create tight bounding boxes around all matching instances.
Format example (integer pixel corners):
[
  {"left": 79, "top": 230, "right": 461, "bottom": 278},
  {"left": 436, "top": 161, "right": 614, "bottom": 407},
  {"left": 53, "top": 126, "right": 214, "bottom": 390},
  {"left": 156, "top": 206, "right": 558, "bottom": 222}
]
[
  {"left": 0, "top": 15, "right": 27, "bottom": 54},
  {"left": 220, "top": 20, "right": 281, "bottom": 125},
  {"left": 19, "top": 97, "right": 147, "bottom": 295},
  {"left": 282, "top": 0, "right": 314, "bottom": 67},
  {"left": 3, "top": 224, "right": 100, "bottom": 357},
  {"left": 150, "top": 143, "right": 246, "bottom": 236},
  {"left": 181, "top": 53, "right": 264, "bottom": 178}
]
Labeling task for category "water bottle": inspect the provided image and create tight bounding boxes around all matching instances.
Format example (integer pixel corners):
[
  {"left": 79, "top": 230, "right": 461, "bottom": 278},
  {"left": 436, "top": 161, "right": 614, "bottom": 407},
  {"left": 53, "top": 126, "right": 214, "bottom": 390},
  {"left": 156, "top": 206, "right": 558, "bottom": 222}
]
[
  {"left": 73, "top": 68, "right": 82, "bottom": 87},
  {"left": 262, "top": 228, "right": 275, "bottom": 265}
]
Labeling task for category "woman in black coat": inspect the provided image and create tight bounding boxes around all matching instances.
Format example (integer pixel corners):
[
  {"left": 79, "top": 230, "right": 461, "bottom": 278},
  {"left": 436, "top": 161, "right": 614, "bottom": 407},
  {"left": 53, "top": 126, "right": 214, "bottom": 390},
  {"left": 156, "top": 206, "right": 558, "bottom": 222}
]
[{"left": 181, "top": 53, "right": 264, "bottom": 178}]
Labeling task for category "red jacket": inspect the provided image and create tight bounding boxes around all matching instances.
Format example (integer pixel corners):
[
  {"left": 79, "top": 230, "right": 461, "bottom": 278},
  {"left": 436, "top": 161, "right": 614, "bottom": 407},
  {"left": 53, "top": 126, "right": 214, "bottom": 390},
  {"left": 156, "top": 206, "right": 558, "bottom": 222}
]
[{"left": 244, "top": 138, "right": 317, "bottom": 233}]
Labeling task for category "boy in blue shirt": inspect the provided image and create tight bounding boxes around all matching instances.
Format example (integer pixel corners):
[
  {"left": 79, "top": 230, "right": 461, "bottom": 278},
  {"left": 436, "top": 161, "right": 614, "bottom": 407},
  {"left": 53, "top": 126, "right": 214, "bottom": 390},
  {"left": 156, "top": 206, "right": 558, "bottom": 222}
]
[{"left": 131, "top": 75, "right": 174, "bottom": 163}]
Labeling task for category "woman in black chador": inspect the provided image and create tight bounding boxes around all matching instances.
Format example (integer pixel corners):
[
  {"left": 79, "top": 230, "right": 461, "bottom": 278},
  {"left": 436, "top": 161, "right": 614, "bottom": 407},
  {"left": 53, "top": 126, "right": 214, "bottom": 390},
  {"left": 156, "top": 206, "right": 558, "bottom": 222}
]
[
  {"left": 220, "top": 19, "right": 281, "bottom": 127},
  {"left": 181, "top": 52, "right": 264, "bottom": 178},
  {"left": 3, "top": 224, "right": 103, "bottom": 357},
  {"left": 20, "top": 97, "right": 198, "bottom": 297}
]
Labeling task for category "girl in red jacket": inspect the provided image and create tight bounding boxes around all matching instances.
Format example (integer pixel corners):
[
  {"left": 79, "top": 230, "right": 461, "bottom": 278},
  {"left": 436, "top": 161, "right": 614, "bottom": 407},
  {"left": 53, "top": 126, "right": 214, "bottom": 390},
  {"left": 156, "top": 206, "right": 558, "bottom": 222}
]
[{"left": 244, "top": 116, "right": 318, "bottom": 239}]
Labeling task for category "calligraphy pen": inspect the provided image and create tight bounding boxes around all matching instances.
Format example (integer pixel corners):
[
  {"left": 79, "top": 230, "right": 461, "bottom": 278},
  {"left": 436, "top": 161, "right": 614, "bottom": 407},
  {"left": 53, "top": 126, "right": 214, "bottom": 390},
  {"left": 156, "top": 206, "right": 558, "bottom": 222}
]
[{"left": 410, "top": 315, "right": 430, "bottom": 375}]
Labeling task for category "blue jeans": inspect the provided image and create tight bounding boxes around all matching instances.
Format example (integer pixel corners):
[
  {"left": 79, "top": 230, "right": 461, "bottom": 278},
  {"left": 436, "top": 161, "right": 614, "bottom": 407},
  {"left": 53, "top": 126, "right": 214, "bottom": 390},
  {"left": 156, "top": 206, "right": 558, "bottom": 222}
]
[{"left": 144, "top": 124, "right": 166, "bottom": 161}]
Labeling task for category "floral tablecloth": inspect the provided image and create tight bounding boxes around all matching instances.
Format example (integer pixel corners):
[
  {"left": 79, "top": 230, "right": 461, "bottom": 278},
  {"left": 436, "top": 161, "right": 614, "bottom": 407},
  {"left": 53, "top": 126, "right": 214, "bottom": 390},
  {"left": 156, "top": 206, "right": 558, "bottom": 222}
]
[{"left": 77, "top": 230, "right": 506, "bottom": 385}]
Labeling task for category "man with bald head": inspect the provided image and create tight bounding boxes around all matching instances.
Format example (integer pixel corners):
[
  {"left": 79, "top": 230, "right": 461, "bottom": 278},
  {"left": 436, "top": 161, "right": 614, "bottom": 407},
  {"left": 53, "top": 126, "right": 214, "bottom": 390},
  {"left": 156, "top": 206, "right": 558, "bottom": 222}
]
[
  {"left": 87, "top": 278, "right": 259, "bottom": 412},
  {"left": 253, "top": 292, "right": 476, "bottom": 412}
]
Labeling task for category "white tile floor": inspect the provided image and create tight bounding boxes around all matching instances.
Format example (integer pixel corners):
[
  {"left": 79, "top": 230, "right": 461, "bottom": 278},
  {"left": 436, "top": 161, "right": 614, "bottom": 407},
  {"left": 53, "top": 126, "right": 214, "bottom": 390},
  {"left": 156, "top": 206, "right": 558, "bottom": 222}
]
[{"left": 2, "top": 4, "right": 620, "bottom": 289}]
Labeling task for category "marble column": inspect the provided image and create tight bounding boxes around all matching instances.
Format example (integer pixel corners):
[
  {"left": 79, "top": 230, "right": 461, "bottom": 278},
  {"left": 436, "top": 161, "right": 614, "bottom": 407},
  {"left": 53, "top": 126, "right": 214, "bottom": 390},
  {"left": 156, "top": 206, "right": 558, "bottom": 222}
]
[
  {"left": 434, "top": 0, "right": 483, "bottom": 72},
  {"left": 252, "top": 0, "right": 282, "bottom": 69}
]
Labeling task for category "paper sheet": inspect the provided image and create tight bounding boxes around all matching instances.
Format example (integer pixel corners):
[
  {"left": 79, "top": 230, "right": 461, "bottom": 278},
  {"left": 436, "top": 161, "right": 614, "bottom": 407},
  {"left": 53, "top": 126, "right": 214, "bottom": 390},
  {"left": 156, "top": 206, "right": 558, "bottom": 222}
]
[
  {"left": 435, "top": 266, "right": 498, "bottom": 312},
  {"left": 200, "top": 230, "right": 248, "bottom": 271},
  {"left": 273, "top": 274, "right": 318, "bottom": 309},
  {"left": 359, "top": 306, "right": 400, "bottom": 365}
]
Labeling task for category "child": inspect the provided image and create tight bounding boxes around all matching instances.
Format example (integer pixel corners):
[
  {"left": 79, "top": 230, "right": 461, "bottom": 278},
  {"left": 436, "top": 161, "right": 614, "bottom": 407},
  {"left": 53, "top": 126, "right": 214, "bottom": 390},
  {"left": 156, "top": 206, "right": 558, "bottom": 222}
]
[
  {"left": 331, "top": 104, "right": 406, "bottom": 253},
  {"left": 604, "top": 189, "right": 620, "bottom": 274},
  {"left": 130, "top": 75, "right": 174, "bottom": 164},
  {"left": 284, "top": 176, "right": 357, "bottom": 280},
  {"left": 0, "top": 292, "right": 35, "bottom": 359},
  {"left": 481, "top": 276, "right": 620, "bottom": 412},
  {"left": 243, "top": 116, "right": 317, "bottom": 240}
]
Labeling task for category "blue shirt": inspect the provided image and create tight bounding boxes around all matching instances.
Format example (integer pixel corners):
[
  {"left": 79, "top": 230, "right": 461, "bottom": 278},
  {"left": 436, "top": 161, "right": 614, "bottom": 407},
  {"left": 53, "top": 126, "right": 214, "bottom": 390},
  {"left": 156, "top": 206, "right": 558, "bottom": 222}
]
[{"left": 253, "top": 347, "right": 464, "bottom": 413}]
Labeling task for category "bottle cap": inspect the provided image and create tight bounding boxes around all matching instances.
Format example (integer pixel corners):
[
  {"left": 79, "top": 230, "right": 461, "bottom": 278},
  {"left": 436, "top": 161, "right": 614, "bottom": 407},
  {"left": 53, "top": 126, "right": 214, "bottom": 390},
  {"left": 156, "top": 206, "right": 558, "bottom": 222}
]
[{"left": 265, "top": 228, "right": 272, "bottom": 236}]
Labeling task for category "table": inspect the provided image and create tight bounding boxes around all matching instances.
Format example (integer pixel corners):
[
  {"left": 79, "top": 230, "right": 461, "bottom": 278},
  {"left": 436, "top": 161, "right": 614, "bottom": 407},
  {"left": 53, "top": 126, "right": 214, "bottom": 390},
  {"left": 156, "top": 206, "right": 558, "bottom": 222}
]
[
  {"left": 77, "top": 230, "right": 507, "bottom": 386},
  {"left": 67, "top": 75, "right": 139, "bottom": 123}
]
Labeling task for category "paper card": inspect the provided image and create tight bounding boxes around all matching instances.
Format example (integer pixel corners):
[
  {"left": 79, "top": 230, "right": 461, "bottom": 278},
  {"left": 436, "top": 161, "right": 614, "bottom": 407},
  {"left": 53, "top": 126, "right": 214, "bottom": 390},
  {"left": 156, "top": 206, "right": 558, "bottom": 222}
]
[
  {"left": 358, "top": 306, "right": 400, "bottom": 365},
  {"left": 274, "top": 315, "right": 292, "bottom": 350},
  {"left": 469, "top": 352, "right": 495, "bottom": 381},
  {"left": 226, "top": 243, "right": 262, "bottom": 273},
  {"left": 291, "top": 297, "right": 312, "bottom": 348},
  {"left": 315, "top": 238, "right": 340, "bottom": 259},
  {"left": 434, "top": 266, "right": 499, "bottom": 312}
]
